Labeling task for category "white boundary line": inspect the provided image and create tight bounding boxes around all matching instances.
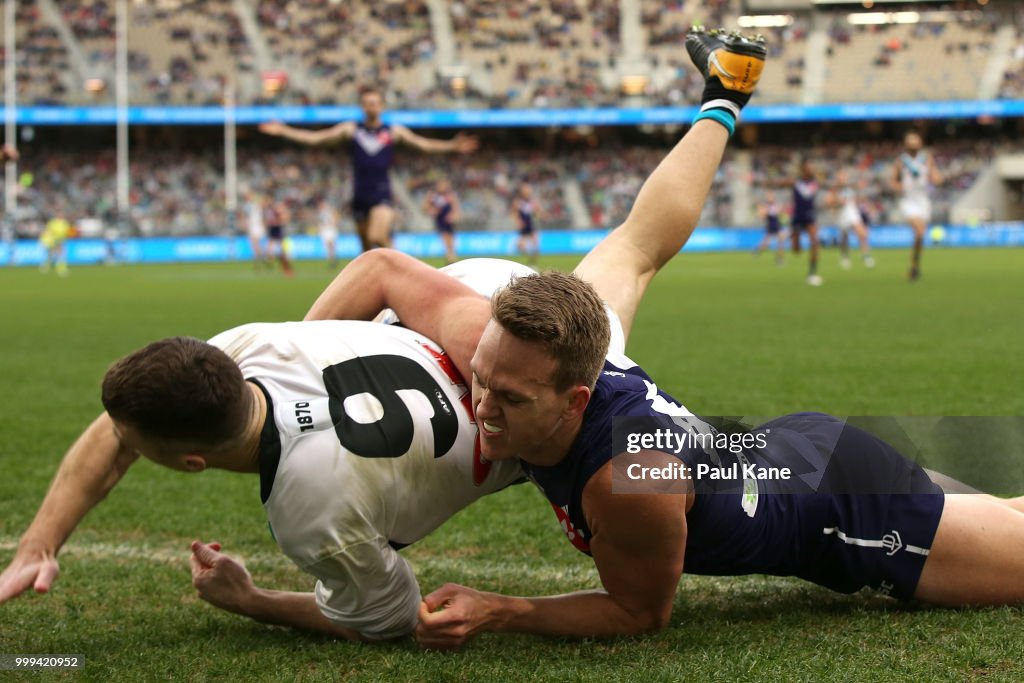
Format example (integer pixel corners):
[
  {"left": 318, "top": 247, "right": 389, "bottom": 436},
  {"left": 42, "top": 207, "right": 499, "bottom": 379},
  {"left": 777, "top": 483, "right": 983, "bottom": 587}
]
[{"left": 0, "top": 537, "right": 600, "bottom": 583}]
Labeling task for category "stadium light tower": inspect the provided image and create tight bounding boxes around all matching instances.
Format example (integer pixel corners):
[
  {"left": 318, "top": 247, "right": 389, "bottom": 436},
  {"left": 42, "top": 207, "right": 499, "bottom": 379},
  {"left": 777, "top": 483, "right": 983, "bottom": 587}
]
[
  {"left": 116, "top": 0, "right": 129, "bottom": 236},
  {"left": 225, "top": 79, "right": 237, "bottom": 235},
  {"left": 4, "top": 0, "right": 16, "bottom": 236}
]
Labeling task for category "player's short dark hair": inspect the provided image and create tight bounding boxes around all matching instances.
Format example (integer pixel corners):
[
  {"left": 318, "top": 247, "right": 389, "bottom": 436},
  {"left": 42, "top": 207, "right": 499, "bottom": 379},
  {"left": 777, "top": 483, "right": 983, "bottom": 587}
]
[
  {"left": 359, "top": 85, "right": 383, "bottom": 100},
  {"left": 491, "top": 272, "right": 610, "bottom": 391},
  {"left": 101, "top": 337, "right": 249, "bottom": 448}
]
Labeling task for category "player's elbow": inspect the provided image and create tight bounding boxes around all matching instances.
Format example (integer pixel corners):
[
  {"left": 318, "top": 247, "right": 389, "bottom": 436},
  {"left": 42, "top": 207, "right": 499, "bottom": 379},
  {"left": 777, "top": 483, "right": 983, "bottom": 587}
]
[{"left": 632, "top": 606, "right": 672, "bottom": 634}]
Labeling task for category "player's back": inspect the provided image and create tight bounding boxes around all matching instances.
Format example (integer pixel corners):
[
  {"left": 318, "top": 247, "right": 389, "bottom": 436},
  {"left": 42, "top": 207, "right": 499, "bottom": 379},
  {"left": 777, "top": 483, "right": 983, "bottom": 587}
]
[{"left": 209, "top": 320, "right": 523, "bottom": 569}]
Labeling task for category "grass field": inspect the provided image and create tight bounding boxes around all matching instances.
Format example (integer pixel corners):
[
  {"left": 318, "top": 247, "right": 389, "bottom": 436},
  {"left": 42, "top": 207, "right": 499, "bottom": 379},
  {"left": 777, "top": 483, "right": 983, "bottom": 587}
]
[{"left": 1, "top": 248, "right": 1023, "bottom": 682}]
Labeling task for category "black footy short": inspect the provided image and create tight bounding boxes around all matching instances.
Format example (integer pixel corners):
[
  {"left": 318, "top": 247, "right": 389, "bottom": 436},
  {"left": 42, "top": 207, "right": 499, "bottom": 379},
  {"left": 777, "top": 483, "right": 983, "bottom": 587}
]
[{"left": 683, "top": 413, "right": 945, "bottom": 600}]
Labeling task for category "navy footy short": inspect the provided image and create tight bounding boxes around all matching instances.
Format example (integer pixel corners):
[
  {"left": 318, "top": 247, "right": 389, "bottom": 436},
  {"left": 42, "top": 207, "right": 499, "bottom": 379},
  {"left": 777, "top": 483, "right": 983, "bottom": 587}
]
[
  {"left": 766, "top": 217, "right": 781, "bottom": 235},
  {"left": 267, "top": 225, "right": 285, "bottom": 241},
  {"left": 683, "top": 413, "right": 945, "bottom": 600},
  {"left": 791, "top": 216, "right": 815, "bottom": 231},
  {"left": 436, "top": 220, "right": 454, "bottom": 235},
  {"left": 352, "top": 194, "right": 392, "bottom": 222}
]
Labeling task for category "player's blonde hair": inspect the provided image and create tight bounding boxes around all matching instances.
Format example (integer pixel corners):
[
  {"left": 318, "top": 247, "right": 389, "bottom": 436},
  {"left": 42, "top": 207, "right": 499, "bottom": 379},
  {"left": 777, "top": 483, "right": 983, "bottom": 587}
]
[{"left": 491, "top": 272, "right": 610, "bottom": 391}]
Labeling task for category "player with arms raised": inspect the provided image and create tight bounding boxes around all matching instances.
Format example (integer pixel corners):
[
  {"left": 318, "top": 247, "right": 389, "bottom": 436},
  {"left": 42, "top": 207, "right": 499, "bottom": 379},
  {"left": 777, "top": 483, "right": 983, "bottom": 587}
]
[{"left": 260, "top": 86, "right": 477, "bottom": 252}]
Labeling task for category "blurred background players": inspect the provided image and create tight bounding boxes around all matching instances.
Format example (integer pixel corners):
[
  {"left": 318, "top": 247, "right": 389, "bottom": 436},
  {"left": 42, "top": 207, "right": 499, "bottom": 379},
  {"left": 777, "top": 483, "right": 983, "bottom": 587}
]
[
  {"left": 892, "top": 132, "right": 943, "bottom": 282},
  {"left": 423, "top": 178, "right": 460, "bottom": 264},
  {"left": 39, "top": 207, "right": 72, "bottom": 277},
  {"left": 317, "top": 197, "right": 340, "bottom": 269},
  {"left": 833, "top": 170, "right": 875, "bottom": 270},
  {"left": 791, "top": 159, "right": 822, "bottom": 286},
  {"left": 263, "top": 196, "right": 294, "bottom": 277},
  {"left": 512, "top": 182, "right": 540, "bottom": 265},
  {"left": 259, "top": 86, "right": 477, "bottom": 253},
  {"left": 754, "top": 190, "right": 785, "bottom": 266}
]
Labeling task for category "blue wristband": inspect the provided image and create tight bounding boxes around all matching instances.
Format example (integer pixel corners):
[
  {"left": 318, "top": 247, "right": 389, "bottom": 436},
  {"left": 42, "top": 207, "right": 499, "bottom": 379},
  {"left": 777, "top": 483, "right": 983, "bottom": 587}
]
[{"left": 692, "top": 108, "right": 736, "bottom": 136}]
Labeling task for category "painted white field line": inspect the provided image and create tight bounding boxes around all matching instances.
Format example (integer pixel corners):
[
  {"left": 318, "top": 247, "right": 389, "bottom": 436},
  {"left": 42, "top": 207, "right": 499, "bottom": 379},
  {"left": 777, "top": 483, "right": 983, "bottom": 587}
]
[{"left": 0, "top": 537, "right": 599, "bottom": 584}]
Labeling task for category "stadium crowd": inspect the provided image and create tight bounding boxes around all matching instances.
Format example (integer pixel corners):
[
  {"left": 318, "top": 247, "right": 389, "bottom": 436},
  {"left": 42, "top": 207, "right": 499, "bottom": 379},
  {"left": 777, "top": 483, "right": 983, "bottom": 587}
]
[
  {"left": 3, "top": 0, "right": 1017, "bottom": 107},
  {"left": 8, "top": 135, "right": 1014, "bottom": 239}
]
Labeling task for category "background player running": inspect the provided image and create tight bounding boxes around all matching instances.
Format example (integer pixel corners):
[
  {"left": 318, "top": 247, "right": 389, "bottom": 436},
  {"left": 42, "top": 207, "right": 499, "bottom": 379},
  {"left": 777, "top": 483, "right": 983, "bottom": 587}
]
[
  {"left": 423, "top": 178, "right": 461, "bottom": 264},
  {"left": 790, "top": 158, "right": 823, "bottom": 286},
  {"left": 511, "top": 182, "right": 540, "bottom": 265},
  {"left": 831, "top": 170, "right": 874, "bottom": 270},
  {"left": 891, "top": 132, "right": 942, "bottom": 282},
  {"left": 753, "top": 189, "right": 785, "bottom": 266},
  {"left": 317, "top": 197, "right": 340, "bottom": 269},
  {"left": 259, "top": 86, "right": 477, "bottom": 252},
  {"left": 262, "top": 196, "right": 294, "bottom": 277}
]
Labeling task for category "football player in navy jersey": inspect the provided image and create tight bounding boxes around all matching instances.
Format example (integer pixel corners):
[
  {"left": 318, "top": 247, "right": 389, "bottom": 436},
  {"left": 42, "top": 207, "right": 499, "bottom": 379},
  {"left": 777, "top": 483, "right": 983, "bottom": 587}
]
[
  {"left": 511, "top": 182, "right": 540, "bottom": 265},
  {"left": 423, "top": 178, "right": 461, "bottom": 264},
  {"left": 791, "top": 158, "right": 823, "bottom": 285},
  {"left": 260, "top": 86, "right": 477, "bottom": 252},
  {"left": 309, "top": 30, "right": 1024, "bottom": 648}
]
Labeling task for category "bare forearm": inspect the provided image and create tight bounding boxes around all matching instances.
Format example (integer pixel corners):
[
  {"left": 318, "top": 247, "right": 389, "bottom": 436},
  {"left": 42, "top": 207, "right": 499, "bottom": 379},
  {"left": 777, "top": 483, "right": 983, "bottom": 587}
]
[
  {"left": 21, "top": 414, "right": 137, "bottom": 552},
  {"left": 240, "top": 588, "right": 366, "bottom": 641},
  {"left": 487, "top": 589, "right": 661, "bottom": 639},
  {"left": 305, "top": 250, "right": 394, "bottom": 322},
  {"left": 276, "top": 126, "right": 332, "bottom": 146},
  {"left": 621, "top": 120, "right": 729, "bottom": 269}
]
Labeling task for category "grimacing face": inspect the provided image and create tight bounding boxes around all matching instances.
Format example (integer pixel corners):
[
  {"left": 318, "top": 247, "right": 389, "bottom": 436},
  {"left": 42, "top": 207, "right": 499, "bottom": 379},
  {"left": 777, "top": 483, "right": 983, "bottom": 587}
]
[{"left": 469, "top": 321, "right": 578, "bottom": 464}]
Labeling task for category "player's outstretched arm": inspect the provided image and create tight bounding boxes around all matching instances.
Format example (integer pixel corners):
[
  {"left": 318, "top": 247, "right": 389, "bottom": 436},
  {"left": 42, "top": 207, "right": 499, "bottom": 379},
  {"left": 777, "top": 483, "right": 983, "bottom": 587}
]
[
  {"left": 305, "top": 249, "right": 489, "bottom": 382},
  {"left": 392, "top": 125, "right": 478, "bottom": 154},
  {"left": 574, "top": 29, "right": 765, "bottom": 342},
  {"left": 189, "top": 541, "right": 366, "bottom": 641},
  {"left": 258, "top": 121, "right": 355, "bottom": 146},
  {"left": 0, "top": 413, "right": 139, "bottom": 604},
  {"left": 416, "top": 455, "right": 687, "bottom": 647}
]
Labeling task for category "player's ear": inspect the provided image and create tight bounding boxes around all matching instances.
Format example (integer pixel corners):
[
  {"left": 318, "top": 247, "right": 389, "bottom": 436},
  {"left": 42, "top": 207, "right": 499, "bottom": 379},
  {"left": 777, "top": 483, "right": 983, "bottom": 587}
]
[
  {"left": 562, "top": 385, "right": 591, "bottom": 421},
  {"left": 181, "top": 454, "right": 208, "bottom": 473}
]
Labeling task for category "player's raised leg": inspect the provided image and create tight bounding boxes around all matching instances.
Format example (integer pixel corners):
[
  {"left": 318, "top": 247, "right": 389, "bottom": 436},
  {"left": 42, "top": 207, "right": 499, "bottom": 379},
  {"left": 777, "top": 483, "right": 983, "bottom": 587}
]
[
  {"left": 574, "top": 28, "right": 766, "bottom": 342},
  {"left": 914, "top": 495, "right": 1024, "bottom": 606}
]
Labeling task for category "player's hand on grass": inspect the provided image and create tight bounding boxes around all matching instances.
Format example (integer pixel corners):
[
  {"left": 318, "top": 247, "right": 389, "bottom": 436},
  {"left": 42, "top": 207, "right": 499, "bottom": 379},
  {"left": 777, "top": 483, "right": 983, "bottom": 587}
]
[
  {"left": 0, "top": 542, "right": 60, "bottom": 604},
  {"left": 189, "top": 540, "right": 255, "bottom": 615},
  {"left": 452, "top": 133, "right": 479, "bottom": 154},
  {"left": 415, "top": 583, "right": 496, "bottom": 649}
]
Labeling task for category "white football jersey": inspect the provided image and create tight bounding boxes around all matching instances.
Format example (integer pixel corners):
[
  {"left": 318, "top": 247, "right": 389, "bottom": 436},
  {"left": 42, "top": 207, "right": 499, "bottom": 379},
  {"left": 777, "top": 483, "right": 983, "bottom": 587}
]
[{"left": 208, "top": 320, "right": 524, "bottom": 640}]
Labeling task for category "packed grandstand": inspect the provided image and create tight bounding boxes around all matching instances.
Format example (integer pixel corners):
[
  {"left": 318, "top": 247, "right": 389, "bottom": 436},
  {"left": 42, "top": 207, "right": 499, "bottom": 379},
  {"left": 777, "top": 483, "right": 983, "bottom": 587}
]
[{"left": 1, "top": 0, "right": 1020, "bottom": 238}]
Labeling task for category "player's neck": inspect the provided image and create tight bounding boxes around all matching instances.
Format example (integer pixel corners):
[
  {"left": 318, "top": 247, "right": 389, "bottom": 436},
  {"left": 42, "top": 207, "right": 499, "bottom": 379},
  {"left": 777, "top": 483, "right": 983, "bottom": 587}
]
[
  {"left": 218, "top": 382, "right": 266, "bottom": 474},
  {"left": 365, "top": 115, "right": 381, "bottom": 128}
]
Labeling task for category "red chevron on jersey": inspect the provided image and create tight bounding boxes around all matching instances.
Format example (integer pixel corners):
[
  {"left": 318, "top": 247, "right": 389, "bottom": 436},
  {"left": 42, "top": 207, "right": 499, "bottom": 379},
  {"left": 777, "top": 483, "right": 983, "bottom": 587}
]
[
  {"left": 552, "top": 503, "right": 591, "bottom": 553},
  {"left": 419, "top": 341, "right": 491, "bottom": 485}
]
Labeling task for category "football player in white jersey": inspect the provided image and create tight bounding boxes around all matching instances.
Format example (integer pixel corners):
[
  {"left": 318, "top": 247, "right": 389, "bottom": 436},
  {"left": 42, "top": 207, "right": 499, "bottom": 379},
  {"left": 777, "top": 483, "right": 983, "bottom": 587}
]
[
  {"left": 317, "top": 197, "right": 340, "bottom": 269},
  {"left": 831, "top": 170, "right": 874, "bottom": 270},
  {"left": 243, "top": 191, "right": 267, "bottom": 268},
  {"left": 0, "top": 260, "right": 534, "bottom": 642},
  {"left": 891, "top": 132, "right": 942, "bottom": 281}
]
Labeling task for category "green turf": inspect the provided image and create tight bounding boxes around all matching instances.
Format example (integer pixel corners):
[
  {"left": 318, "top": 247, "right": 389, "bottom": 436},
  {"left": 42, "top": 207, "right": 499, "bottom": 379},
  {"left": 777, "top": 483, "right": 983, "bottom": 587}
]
[{"left": 1, "top": 249, "right": 1022, "bottom": 682}]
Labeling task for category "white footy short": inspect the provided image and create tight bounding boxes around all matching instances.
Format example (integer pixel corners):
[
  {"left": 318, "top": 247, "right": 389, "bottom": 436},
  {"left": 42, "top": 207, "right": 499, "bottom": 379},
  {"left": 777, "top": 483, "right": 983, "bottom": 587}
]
[{"left": 900, "top": 196, "right": 931, "bottom": 223}]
